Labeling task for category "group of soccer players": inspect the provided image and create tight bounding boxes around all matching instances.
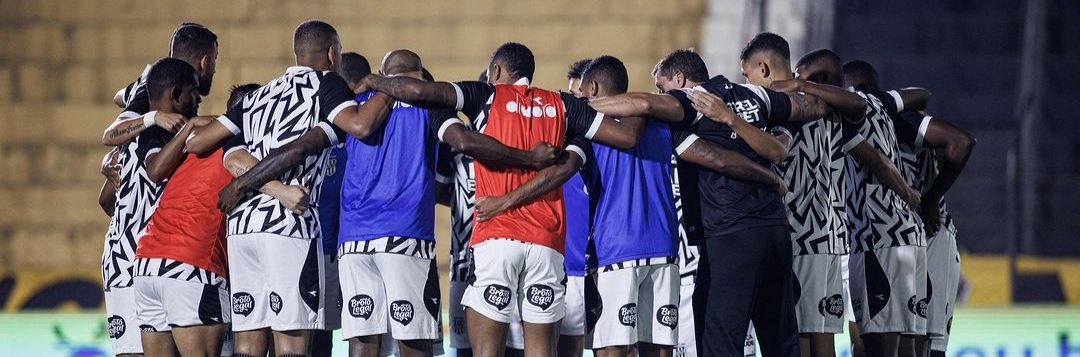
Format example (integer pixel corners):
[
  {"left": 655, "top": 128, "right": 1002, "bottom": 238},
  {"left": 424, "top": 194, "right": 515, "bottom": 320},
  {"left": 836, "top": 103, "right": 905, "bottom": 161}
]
[{"left": 96, "top": 19, "right": 974, "bottom": 357}]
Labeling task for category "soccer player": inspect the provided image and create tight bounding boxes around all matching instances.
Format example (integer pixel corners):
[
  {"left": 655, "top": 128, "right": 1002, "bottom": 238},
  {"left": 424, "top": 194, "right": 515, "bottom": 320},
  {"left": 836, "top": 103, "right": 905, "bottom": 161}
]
[
  {"left": 838, "top": 60, "right": 930, "bottom": 357},
  {"left": 360, "top": 42, "right": 651, "bottom": 357},
  {"left": 98, "top": 24, "right": 219, "bottom": 357},
  {"left": 566, "top": 59, "right": 591, "bottom": 98},
  {"left": 98, "top": 148, "right": 121, "bottom": 216},
  {"left": 843, "top": 62, "right": 975, "bottom": 357}
]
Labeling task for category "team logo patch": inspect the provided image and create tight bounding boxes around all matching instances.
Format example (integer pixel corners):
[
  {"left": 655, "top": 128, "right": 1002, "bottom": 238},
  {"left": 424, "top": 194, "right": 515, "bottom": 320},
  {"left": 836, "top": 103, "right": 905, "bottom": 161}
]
[
  {"left": 390, "top": 300, "right": 415, "bottom": 326},
  {"left": 269, "top": 291, "right": 282, "bottom": 314},
  {"left": 483, "top": 285, "right": 512, "bottom": 310},
  {"left": 656, "top": 305, "right": 678, "bottom": 329},
  {"left": 140, "top": 324, "right": 157, "bottom": 333},
  {"left": 348, "top": 295, "right": 375, "bottom": 319},
  {"left": 452, "top": 316, "right": 466, "bottom": 335},
  {"left": 907, "top": 295, "right": 928, "bottom": 318},
  {"left": 525, "top": 284, "right": 555, "bottom": 310},
  {"left": 818, "top": 294, "right": 845, "bottom": 318},
  {"left": 107, "top": 315, "right": 126, "bottom": 339},
  {"left": 618, "top": 303, "right": 638, "bottom": 327},
  {"left": 232, "top": 292, "right": 255, "bottom": 316}
]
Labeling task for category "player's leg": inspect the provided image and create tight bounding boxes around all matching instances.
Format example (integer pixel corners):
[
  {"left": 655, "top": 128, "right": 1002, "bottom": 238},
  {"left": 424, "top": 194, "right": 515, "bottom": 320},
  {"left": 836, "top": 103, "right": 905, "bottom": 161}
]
[
  {"left": 927, "top": 228, "right": 959, "bottom": 357},
  {"left": 107, "top": 285, "right": 146, "bottom": 357},
  {"left": 518, "top": 243, "right": 567, "bottom": 357},
  {"left": 171, "top": 325, "right": 227, "bottom": 357},
  {"left": 675, "top": 281, "right": 697, "bottom": 357},
  {"left": 135, "top": 275, "right": 174, "bottom": 357},
  {"left": 749, "top": 226, "right": 800, "bottom": 357},
  {"left": 312, "top": 255, "right": 341, "bottom": 357},
  {"left": 848, "top": 322, "right": 865, "bottom": 357},
  {"left": 587, "top": 266, "right": 639, "bottom": 357},
  {"left": 140, "top": 331, "right": 178, "bottom": 357},
  {"left": 557, "top": 275, "right": 586, "bottom": 357},
  {"left": 462, "top": 240, "right": 526, "bottom": 357},
  {"left": 265, "top": 236, "right": 325, "bottom": 355},
  {"left": 228, "top": 233, "right": 272, "bottom": 357},
  {"left": 165, "top": 277, "right": 230, "bottom": 357},
  {"left": 700, "top": 231, "right": 763, "bottom": 356},
  {"left": 507, "top": 302, "right": 527, "bottom": 355},
  {"left": 794, "top": 254, "right": 844, "bottom": 357},
  {"left": 339, "top": 250, "right": 387, "bottom": 357},
  {"left": 450, "top": 280, "right": 474, "bottom": 356},
  {"left": 376, "top": 253, "right": 440, "bottom": 357},
  {"left": 636, "top": 264, "right": 679, "bottom": 357}
]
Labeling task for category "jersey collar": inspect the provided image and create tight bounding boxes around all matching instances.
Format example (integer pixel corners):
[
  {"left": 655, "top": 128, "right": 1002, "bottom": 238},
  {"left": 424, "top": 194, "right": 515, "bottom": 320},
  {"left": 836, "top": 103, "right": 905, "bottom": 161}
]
[
  {"left": 514, "top": 77, "right": 531, "bottom": 86},
  {"left": 286, "top": 66, "right": 314, "bottom": 74}
]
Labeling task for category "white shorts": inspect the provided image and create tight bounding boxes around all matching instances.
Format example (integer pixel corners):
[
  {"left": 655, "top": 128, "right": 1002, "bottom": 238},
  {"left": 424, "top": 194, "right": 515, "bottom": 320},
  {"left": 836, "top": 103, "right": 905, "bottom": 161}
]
[
  {"left": 228, "top": 233, "right": 325, "bottom": 332},
  {"left": 841, "top": 254, "right": 855, "bottom": 323},
  {"left": 562, "top": 275, "right": 586, "bottom": 336},
  {"left": 450, "top": 280, "right": 526, "bottom": 350},
  {"left": 793, "top": 254, "right": 846, "bottom": 334},
  {"left": 339, "top": 252, "right": 441, "bottom": 341},
  {"left": 675, "top": 283, "right": 697, "bottom": 357},
  {"left": 585, "top": 263, "right": 679, "bottom": 349},
  {"left": 927, "top": 227, "right": 960, "bottom": 351},
  {"left": 105, "top": 286, "right": 143, "bottom": 354},
  {"left": 849, "top": 245, "right": 924, "bottom": 335},
  {"left": 462, "top": 239, "right": 566, "bottom": 324},
  {"left": 912, "top": 246, "right": 929, "bottom": 335},
  {"left": 323, "top": 255, "right": 342, "bottom": 331},
  {"left": 134, "top": 276, "right": 231, "bottom": 331}
]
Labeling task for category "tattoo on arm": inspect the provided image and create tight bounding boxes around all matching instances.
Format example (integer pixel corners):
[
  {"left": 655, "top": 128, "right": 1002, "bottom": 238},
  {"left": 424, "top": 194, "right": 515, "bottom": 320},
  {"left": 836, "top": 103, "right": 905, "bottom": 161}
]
[{"left": 107, "top": 123, "right": 145, "bottom": 139}]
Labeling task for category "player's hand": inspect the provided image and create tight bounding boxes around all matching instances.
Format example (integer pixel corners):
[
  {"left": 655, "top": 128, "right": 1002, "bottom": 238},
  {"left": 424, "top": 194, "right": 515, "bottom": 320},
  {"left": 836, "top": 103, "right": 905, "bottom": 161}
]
[
  {"left": 920, "top": 198, "right": 942, "bottom": 234},
  {"left": 475, "top": 196, "right": 511, "bottom": 222},
  {"left": 277, "top": 185, "right": 311, "bottom": 215},
  {"left": 901, "top": 186, "right": 921, "bottom": 211},
  {"left": 153, "top": 112, "right": 187, "bottom": 133},
  {"left": 100, "top": 147, "right": 122, "bottom": 190},
  {"left": 528, "top": 142, "right": 562, "bottom": 170},
  {"left": 687, "top": 91, "right": 737, "bottom": 126},
  {"left": 217, "top": 181, "right": 245, "bottom": 213},
  {"left": 772, "top": 176, "right": 788, "bottom": 197},
  {"left": 769, "top": 78, "right": 804, "bottom": 93},
  {"left": 361, "top": 74, "right": 382, "bottom": 91}
]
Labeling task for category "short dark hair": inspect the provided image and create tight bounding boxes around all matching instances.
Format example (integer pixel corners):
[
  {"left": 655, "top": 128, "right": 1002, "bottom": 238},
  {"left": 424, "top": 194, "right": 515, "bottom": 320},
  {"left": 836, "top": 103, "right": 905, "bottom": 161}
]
[
  {"left": 796, "top": 49, "right": 840, "bottom": 69},
  {"left": 842, "top": 60, "right": 880, "bottom": 91},
  {"left": 567, "top": 58, "right": 592, "bottom": 80},
  {"left": 740, "top": 32, "right": 790, "bottom": 62},
  {"left": 340, "top": 52, "right": 371, "bottom": 85},
  {"left": 293, "top": 20, "right": 339, "bottom": 56},
  {"left": 489, "top": 42, "right": 535, "bottom": 81},
  {"left": 582, "top": 55, "right": 629, "bottom": 94},
  {"left": 797, "top": 49, "right": 843, "bottom": 85},
  {"left": 477, "top": 69, "right": 488, "bottom": 83},
  {"left": 652, "top": 49, "right": 709, "bottom": 83},
  {"left": 169, "top": 23, "right": 218, "bottom": 61},
  {"left": 227, "top": 83, "right": 261, "bottom": 109},
  {"left": 146, "top": 57, "right": 198, "bottom": 100}
]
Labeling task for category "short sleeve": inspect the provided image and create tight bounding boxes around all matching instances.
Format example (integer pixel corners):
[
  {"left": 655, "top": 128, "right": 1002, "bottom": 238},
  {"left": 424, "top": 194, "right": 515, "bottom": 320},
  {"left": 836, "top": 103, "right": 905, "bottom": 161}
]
[
  {"left": 663, "top": 89, "right": 701, "bottom": 124},
  {"left": 222, "top": 132, "right": 247, "bottom": 159},
  {"left": 763, "top": 89, "right": 793, "bottom": 126},
  {"left": 118, "top": 87, "right": 150, "bottom": 120},
  {"left": 669, "top": 122, "right": 699, "bottom": 156},
  {"left": 449, "top": 81, "right": 495, "bottom": 119},
  {"left": 565, "top": 136, "right": 593, "bottom": 166},
  {"left": 881, "top": 90, "right": 905, "bottom": 115},
  {"left": 135, "top": 126, "right": 172, "bottom": 161},
  {"left": 561, "top": 93, "right": 604, "bottom": 139},
  {"left": 435, "top": 142, "right": 454, "bottom": 185},
  {"left": 216, "top": 101, "right": 245, "bottom": 135},
  {"left": 317, "top": 71, "right": 359, "bottom": 124},
  {"left": 893, "top": 110, "right": 931, "bottom": 147},
  {"left": 429, "top": 109, "right": 466, "bottom": 142}
]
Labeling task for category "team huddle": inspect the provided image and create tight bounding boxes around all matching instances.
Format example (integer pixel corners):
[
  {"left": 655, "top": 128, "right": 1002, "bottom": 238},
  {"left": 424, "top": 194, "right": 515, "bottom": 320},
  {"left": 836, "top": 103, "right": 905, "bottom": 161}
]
[{"left": 96, "top": 19, "right": 974, "bottom": 357}]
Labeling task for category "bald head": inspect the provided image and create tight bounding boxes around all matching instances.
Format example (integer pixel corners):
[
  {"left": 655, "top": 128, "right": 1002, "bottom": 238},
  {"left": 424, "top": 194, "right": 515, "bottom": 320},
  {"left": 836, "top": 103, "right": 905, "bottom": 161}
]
[{"left": 381, "top": 49, "right": 423, "bottom": 76}]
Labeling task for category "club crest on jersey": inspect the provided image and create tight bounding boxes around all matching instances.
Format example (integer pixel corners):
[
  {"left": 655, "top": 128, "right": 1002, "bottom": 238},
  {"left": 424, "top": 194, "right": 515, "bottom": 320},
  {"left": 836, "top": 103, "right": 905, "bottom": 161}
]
[
  {"left": 618, "top": 303, "right": 638, "bottom": 327},
  {"left": 526, "top": 284, "right": 555, "bottom": 310},
  {"left": 232, "top": 292, "right": 255, "bottom": 316},
  {"left": 390, "top": 300, "right": 415, "bottom": 326},
  {"left": 483, "top": 284, "right": 512, "bottom": 310},
  {"left": 349, "top": 295, "right": 375, "bottom": 319},
  {"left": 269, "top": 291, "right": 283, "bottom": 314},
  {"left": 818, "top": 294, "right": 845, "bottom": 318},
  {"left": 140, "top": 324, "right": 157, "bottom": 333},
  {"left": 656, "top": 305, "right": 678, "bottom": 329},
  {"left": 107, "top": 315, "right": 126, "bottom": 339},
  {"left": 907, "top": 295, "right": 928, "bottom": 318},
  {"left": 504, "top": 97, "right": 558, "bottom": 119}
]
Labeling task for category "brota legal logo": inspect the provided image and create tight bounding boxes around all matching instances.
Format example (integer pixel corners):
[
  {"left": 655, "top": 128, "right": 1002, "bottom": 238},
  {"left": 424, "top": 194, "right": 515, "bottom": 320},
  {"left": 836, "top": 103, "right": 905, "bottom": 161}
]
[
  {"left": 656, "top": 305, "right": 678, "bottom": 329},
  {"left": 618, "top": 303, "right": 638, "bottom": 327},
  {"left": 391, "top": 300, "right": 415, "bottom": 326},
  {"left": 269, "top": 292, "right": 283, "bottom": 314},
  {"left": 106, "top": 315, "right": 125, "bottom": 339},
  {"left": 484, "top": 285, "right": 512, "bottom": 310},
  {"left": 526, "top": 284, "right": 554, "bottom": 310},
  {"left": 818, "top": 294, "right": 845, "bottom": 318},
  {"left": 349, "top": 295, "right": 375, "bottom": 319},
  {"left": 232, "top": 292, "right": 255, "bottom": 316}
]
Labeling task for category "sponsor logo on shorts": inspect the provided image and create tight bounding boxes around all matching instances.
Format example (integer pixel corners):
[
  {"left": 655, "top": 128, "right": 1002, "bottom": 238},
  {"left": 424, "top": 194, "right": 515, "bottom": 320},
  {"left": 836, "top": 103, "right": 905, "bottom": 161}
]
[
  {"left": 907, "top": 295, "right": 928, "bottom": 318},
  {"left": 656, "top": 304, "right": 678, "bottom": 329},
  {"left": 525, "top": 284, "right": 555, "bottom": 310},
  {"left": 348, "top": 295, "right": 375, "bottom": 319},
  {"left": 139, "top": 324, "right": 157, "bottom": 333},
  {"left": 818, "top": 294, "right": 845, "bottom": 318},
  {"left": 483, "top": 284, "right": 512, "bottom": 310},
  {"left": 618, "top": 303, "right": 637, "bottom": 327},
  {"left": 269, "top": 291, "right": 282, "bottom": 314},
  {"left": 107, "top": 315, "right": 126, "bottom": 339},
  {"left": 232, "top": 292, "right": 255, "bottom": 316},
  {"left": 390, "top": 300, "right": 415, "bottom": 326}
]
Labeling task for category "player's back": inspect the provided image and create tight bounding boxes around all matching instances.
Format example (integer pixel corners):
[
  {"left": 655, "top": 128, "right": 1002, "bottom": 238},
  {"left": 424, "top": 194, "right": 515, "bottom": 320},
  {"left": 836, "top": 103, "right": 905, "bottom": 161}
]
[
  {"left": 339, "top": 91, "right": 439, "bottom": 243},
  {"left": 472, "top": 84, "right": 568, "bottom": 251}
]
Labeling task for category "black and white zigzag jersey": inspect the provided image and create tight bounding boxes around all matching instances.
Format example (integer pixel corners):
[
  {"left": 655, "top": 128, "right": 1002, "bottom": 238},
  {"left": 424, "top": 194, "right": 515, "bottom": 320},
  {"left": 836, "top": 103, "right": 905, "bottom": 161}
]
[
  {"left": 779, "top": 113, "right": 863, "bottom": 255},
  {"left": 437, "top": 112, "right": 486, "bottom": 283},
  {"left": 893, "top": 110, "right": 955, "bottom": 234},
  {"left": 845, "top": 91, "right": 926, "bottom": 252},
  {"left": 672, "top": 155, "right": 702, "bottom": 284},
  {"left": 135, "top": 258, "right": 227, "bottom": 288},
  {"left": 101, "top": 69, "right": 172, "bottom": 289},
  {"left": 217, "top": 66, "right": 355, "bottom": 240},
  {"left": 116, "top": 65, "right": 151, "bottom": 110}
]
